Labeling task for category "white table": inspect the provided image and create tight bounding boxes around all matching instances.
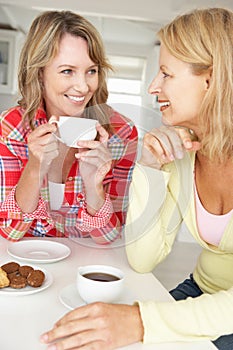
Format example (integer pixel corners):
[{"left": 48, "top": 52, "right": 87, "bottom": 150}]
[{"left": 0, "top": 237, "right": 216, "bottom": 350}]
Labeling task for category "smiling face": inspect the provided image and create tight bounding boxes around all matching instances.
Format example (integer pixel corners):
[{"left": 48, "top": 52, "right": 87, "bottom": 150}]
[
  {"left": 41, "top": 33, "right": 99, "bottom": 118},
  {"left": 149, "top": 44, "right": 210, "bottom": 131}
]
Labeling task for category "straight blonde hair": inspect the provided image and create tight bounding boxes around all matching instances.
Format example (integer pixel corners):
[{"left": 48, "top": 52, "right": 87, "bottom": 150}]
[{"left": 158, "top": 8, "right": 233, "bottom": 161}]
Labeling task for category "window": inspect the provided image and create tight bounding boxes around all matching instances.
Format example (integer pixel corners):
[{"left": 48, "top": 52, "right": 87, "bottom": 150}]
[
  {"left": 107, "top": 78, "right": 142, "bottom": 105},
  {"left": 107, "top": 55, "right": 145, "bottom": 106}
]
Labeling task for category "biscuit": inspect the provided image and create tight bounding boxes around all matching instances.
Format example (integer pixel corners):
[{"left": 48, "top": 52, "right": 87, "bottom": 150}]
[
  {"left": 19, "top": 265, "right": 34, "bottom": 278},
  {"left": 9, "top": 275, "right": 27, "bottom": 289},
  {"left": 7, "top": 271, "right": 19, "bottom": 281},
  {"left": 1, "top": 262, "right": 20, "bottom": 274},
  {"left": 0, "top": 267, "right": 10, "bottom": 288},
  {"left": 27, "top": 270, "right": 45, "bottom": 288}
]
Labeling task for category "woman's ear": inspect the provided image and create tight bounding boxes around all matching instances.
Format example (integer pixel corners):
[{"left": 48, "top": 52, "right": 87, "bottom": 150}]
[
  {"left": 39, "top": 68, "right": 44, "bottom": 88},
  {"left": 205, "top": 67, "right": 212, "bottom": 90}
]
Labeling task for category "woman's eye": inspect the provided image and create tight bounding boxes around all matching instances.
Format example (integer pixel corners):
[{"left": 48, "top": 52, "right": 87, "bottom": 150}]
[
  {"left": 88, "top": 68, "right": 98, "bottom": 75},
  {"left": 162, "top": 72, "right": 169, "bottom": 78},
  {"left": 61, "top": 69, "right": 72, "bottom": 75}
]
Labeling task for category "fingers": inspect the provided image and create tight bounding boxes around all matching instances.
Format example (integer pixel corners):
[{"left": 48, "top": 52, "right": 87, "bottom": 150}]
[
  {"left": 45, "top": 331, "right": 106, "bottom": 350},
  {"left": 140, "top": 125, "right": 201, "bottom": 169},
  {"left": 173, "top": 126, "right": 201, "bottom": 151},
  {"left": 48, "top": 115, "right": 59, "bottom": 125},
  {"left": 56, "top": 303, "right": 96, "bottom": 326},
  {"left": 40, "top": 303, "right": 107, "bottom": 347},
  {"left": 142, "top": 127, "right": 182, "bottom": 162},
  {"left": 96, "top": 123, "right": 109, "bottom": 143},
  {"left": 76, "top": 123, "right": 109, "bottom": 148},
  {"left": 75, "top": 138, "right": 111, "bottom": 164},
  {"left": 27, "top": 123, "right": 60, "bottom": 169},
  {"left": 149, "top": 127, "right": 184, "bottom": 160}
]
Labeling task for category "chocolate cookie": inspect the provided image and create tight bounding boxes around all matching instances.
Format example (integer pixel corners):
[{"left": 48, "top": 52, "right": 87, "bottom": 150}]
[
  {"left": 9, "top": 275, "right": 27, "bottom": 289},
  {"left": 19, "top": 265, "right": 34, "bottom": 278},
  {"left": 27, "top": 270, "right": 45, "bottom": 288},
  {"left": 1, "top": 262, "right": 20, "bottom": 274},
  {"left": 7, "top": 271, "right": 19, "bottom": 281}
]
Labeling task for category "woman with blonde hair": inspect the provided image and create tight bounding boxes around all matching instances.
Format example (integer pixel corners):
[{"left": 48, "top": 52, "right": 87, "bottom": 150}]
[
  {"left": 0, "top": 10, "right": 138, "bottom": 243},
  {"left": 41, "top": 8, "right": 233, "bottom": 350}
]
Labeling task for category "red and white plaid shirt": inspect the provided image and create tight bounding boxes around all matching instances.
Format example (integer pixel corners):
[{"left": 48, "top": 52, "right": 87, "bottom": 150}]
[{"left": 0, "top": 106, "right": 138, "bottom": 244}]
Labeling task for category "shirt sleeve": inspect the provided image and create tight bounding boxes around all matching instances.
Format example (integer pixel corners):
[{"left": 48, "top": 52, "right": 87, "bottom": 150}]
[
  {"left": 0, "top": 186, "right": 54, "bottom": 241},
  {"left": 0, "top": 123, "right": 54, "bottom": 241},
  {"left": 76, "top": 120, "right": 138, "bottom": 245},
  {"left": 138, "top": 286, "right": 233, "bottom": 343}
]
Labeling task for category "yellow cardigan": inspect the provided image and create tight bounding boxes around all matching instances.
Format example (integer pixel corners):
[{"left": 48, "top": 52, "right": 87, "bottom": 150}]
[{"left": 125, "top": 152, "right": 233, "bottom": 343}]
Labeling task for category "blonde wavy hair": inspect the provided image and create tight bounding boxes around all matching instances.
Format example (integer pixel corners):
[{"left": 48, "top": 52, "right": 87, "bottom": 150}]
[
  {"left": 158, "top": 8, "right": 233, "bottom": 161},
  {"left": 18, "top": 10, "right": 113, "bottom": 131}
]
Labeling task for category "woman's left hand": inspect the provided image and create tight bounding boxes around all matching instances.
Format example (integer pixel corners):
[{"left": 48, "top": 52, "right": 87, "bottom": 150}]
[
  {"left": 75, "top": 123, "right": 112, "bottom": 187},
  {"left": 40, "top": 302, "right": 143, "bottom": 350},
  {"left": 75, "top": 123, "right": 112, "bottom": 214}
]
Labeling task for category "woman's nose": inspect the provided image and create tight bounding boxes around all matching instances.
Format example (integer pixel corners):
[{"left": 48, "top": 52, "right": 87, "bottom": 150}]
[
  {"left": 148, "top": 75, "right": 161, "bottom": 95},
  {"left": 73, "top": 74, "right": 89, "bottom": 94}
]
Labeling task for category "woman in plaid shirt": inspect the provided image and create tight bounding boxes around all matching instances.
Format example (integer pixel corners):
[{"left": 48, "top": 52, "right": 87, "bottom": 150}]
[{"left": 0, "top": 11, "right": 138, "bottom": 244}]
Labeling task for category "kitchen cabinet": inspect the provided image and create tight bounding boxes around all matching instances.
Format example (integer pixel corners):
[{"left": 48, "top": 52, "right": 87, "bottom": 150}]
[{"left": 0, "top": 29, "right": 24, "bottom": 94}]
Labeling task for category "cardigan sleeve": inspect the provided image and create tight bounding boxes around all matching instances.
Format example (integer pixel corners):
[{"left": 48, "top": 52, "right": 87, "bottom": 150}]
[
  {"left": 138, "top": 286, "right": 233, "bottom": 343},
  {"left": 126, "top": 162, "right": 233, "bottom": 343},
  {"left": 125, "top": 163, "right": 182, "bottom": 272}
]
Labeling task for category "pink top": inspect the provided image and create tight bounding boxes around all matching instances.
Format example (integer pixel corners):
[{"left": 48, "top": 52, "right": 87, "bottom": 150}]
[{"left": 194, "top": 181, "right": 233, "bottom": 246}]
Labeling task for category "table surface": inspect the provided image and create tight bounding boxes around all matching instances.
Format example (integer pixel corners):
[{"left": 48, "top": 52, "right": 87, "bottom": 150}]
[{"left": 0, "top": 236, "right": 216, "bottom": 350}]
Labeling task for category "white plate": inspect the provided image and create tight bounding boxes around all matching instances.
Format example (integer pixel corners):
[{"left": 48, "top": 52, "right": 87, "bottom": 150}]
[
  {"left": 0, "top": 265, "right": 53, "bottom": 296},
  {"left": 7, "top": 240, "right": 71, "bottom": 263},
  {"left": 59, "top": 283, "right": 135, "bottom": 310}
]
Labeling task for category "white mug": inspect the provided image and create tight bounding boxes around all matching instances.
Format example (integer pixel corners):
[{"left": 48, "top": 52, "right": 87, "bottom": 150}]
[
  {"left": 52, "top": 116, "right": 98, "bottom": 148},
  {"left": 77, "top": 265, "right": 125, "bottom": 303}
]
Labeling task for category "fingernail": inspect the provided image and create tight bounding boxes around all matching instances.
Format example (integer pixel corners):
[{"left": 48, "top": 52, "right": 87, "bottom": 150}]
[
  {"left": 169, "top": 154, "right": 175, "bottom": 161},
  {"left": 77, "top": 141, "right": 84, "bottom": 146},
  {"left": 47, "top": 345, "right": 57, "bottom": 350},
  {"left": 48, "top": 117, "right": 58, "bottom": 125},
  {"left": 40, "top": 333, "right": 49, "bottom": 343},
  {"left": 184, "top": 140, "right": 192, "bottom": 148}
]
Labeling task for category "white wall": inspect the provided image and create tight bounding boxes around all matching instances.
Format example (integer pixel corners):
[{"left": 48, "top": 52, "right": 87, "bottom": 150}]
[{"left": 0, "top": 92, "right": 18, "bottom": 112}]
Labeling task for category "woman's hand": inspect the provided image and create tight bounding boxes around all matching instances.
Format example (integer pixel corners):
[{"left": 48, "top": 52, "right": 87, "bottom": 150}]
[
  {"left": 139, "top": 125, "right": 201, "bottom": 169},
  {"left": 75, "top": 123, "right": 112, "bottom": 214},
  {"left": 40, "top": 302, "right": 143, "bottom": 350},
  {"left": 15, "top": 120, "right": 59, "bottom": 213},
  {"left": 27, "top": 121, "right": 59, "bottom": 180}
]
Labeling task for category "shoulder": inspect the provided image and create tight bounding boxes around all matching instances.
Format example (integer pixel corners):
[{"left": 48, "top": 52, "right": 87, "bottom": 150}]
[
  {"left": 0, "top": 106, "right": 26, "bottom": 139},
  {"left": 0, "top": 106, "right": 47, "bottom": 140}
]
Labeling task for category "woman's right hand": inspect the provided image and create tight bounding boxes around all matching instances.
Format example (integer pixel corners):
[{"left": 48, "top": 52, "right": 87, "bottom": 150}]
[
  {"left": 139, "top": 126, "right": 201, "bottom": 169},
  {"left": 27, "top": 122, "right": 59, "bottom": 178}
]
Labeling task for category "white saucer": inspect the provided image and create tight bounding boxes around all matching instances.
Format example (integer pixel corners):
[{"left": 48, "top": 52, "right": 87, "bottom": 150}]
[
  {"left": 59, "top": 283, "right": 136, "bottom": 310},
  {"left": 7, "top": 240, "right": 71, "bottom": 263},
  {"left": 59, "top": 283, "right": 86, "bottom": 309},
  {"left": 0, "top": 265, "right": 53, "bottom": 296}
]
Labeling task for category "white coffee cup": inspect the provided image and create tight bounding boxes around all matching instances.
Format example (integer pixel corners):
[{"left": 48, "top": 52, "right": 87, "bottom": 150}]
[
  {"left": 77, "top": 264, "right": 125, "bottom": 303},
  {"left": 52, "top": 116, "right": 98, "bottom": 148}
]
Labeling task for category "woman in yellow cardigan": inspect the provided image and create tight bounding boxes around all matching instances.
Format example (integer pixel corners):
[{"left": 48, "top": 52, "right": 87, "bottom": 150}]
[{"left": 41, "top": 7, "right": 233, "bottom": 350}]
